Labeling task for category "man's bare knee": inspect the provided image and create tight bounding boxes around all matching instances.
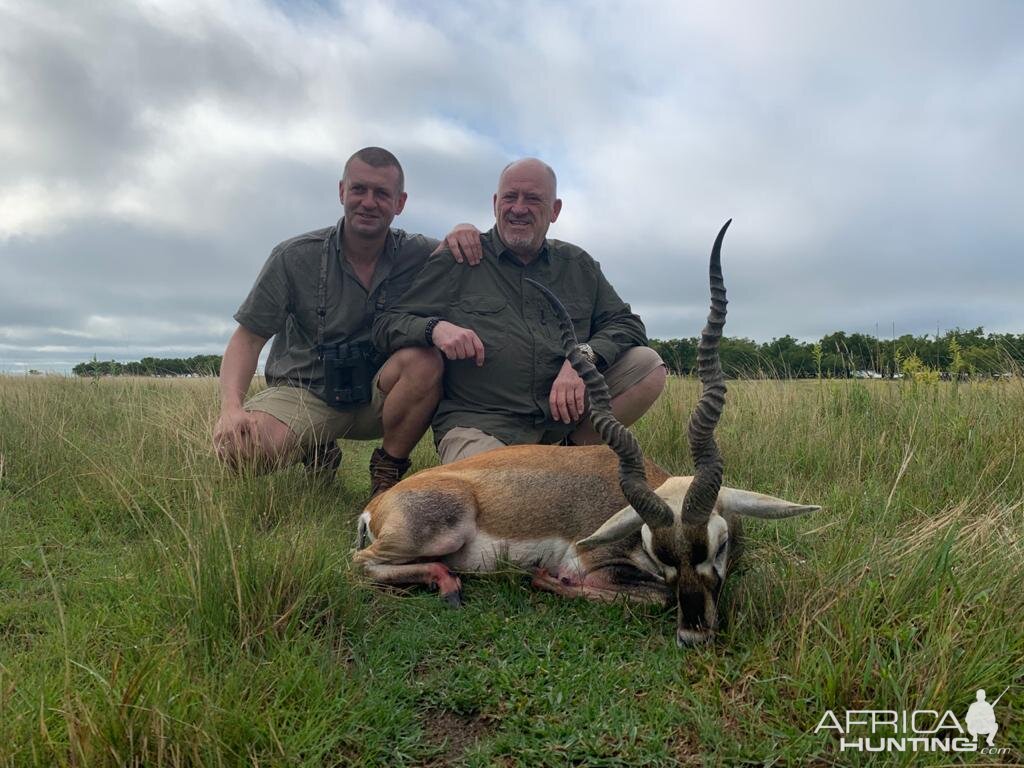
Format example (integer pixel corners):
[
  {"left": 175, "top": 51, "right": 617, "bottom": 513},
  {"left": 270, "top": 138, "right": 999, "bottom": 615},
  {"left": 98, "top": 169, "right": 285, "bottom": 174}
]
[
  {"left": 401, "top": 346, "right": 443, "bottom": 379},
  {"left": 614, "top": 364, "right": 667, "bottom": 418},
  {"left": 634, "top": 364, "right": 668, "bottom": 402},
  {"left": 383, "top": 347, "right": 443, "bottom": 393},
  {"left": 589, "top": 360, "right": 668, "bottom": 436}
]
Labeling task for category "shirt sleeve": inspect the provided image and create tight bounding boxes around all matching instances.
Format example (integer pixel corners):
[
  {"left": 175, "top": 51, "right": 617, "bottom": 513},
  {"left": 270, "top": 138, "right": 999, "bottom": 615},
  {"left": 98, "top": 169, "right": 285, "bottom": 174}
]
[
  {"left": 233, "top": 245, "right": 291, "bottom": 339},
  {"left": 418, "top": 235, "right": 441, "bottom": 253},
  {"left": 586, "top": 260, "right": 649, "bottom": 367},
  {"left": 372, "top": 251, "right": 455, "bottom": 353}
]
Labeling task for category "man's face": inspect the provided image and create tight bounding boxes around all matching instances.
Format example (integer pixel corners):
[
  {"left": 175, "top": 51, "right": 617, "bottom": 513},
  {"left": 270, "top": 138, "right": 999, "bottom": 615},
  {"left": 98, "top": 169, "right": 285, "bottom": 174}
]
[
  {"left": 493, "top": 160, "right": 562, "bottom": 256},
  {"left": 339, "top": 159, "right": 407, "bottom": 239}
]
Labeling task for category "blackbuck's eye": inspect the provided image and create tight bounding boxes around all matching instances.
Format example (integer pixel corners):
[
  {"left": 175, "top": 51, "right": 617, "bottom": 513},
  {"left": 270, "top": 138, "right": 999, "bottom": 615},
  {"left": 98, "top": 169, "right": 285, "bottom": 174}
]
[{"left": 654, "top": 545, "right": 678, "bottom": 568}]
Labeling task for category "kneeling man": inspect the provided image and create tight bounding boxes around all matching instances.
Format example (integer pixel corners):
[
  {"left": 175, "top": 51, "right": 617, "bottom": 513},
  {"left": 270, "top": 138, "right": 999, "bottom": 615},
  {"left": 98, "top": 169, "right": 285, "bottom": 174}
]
[{"left": 213, "top": 147, "right": 478, "bottom": 494}]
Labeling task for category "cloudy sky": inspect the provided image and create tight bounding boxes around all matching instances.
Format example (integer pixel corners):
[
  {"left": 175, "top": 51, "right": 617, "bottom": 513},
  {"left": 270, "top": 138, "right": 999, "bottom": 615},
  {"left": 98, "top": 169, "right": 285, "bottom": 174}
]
[{"left": 2, "top": 0, "right": 1022, "bottom": 372}]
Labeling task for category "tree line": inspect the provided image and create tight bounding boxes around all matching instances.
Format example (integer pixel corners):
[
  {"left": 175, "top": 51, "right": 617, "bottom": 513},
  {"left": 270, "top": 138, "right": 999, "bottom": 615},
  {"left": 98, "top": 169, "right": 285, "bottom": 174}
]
[
  {"left": 72, "top": 327, "right": 1023, "bottom": 379},
  {"left": 649, "top": 327, "right": 1024, "bottom": 377},
  {"left": 72, "top": 355, "right": 223, "bottom": 378}
]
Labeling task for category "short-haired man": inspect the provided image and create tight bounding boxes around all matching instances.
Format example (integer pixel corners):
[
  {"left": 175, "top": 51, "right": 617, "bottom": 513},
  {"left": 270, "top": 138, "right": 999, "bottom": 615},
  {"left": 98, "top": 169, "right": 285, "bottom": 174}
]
[
  {"left": 213, "top": 147, "right": 480, "bottom": 494},
  {"left": 373, "top": 157, "right": 666, "bottom": 463}
]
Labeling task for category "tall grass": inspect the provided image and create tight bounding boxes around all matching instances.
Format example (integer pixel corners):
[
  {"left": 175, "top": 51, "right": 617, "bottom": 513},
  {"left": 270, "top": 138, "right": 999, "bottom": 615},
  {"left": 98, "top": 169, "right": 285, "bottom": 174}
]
[{"left": 1, "top": 375, "right": 1021, "bottom": 766}]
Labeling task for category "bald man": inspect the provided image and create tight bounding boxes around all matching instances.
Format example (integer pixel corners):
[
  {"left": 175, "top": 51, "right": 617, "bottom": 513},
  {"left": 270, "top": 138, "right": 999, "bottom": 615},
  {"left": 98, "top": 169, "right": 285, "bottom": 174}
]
[{"left": 374, "top": 158, "right": 666, "bottom": 463}]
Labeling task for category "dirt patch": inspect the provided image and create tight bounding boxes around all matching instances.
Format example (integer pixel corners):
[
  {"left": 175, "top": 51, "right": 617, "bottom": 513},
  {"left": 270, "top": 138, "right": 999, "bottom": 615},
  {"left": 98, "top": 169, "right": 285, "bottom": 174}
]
[
  {"left": 419, "top": 708, "right": 497, "bottom": 767},
  {"left": 668, "top": 726, "right": 707, "bottom": 767}
]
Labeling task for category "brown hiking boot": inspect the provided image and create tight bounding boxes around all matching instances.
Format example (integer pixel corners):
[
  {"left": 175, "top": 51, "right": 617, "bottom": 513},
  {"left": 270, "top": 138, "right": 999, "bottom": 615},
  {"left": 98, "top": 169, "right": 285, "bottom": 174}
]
[
  {"left": 302, "top": 441, "right": 342, "bottom": 482},
  {"left": 369, "top": 447, "right": 411, "bottom": 498}
]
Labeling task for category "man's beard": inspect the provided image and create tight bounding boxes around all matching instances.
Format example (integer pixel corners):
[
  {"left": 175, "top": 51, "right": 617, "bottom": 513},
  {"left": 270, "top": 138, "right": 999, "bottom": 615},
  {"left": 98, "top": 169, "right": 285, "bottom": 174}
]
[
  {"left": 502, "top": 219, "right": 537, "bottom": 250},
  {"left": 504, "top": 232, "right": 534, "bottom": 249}
]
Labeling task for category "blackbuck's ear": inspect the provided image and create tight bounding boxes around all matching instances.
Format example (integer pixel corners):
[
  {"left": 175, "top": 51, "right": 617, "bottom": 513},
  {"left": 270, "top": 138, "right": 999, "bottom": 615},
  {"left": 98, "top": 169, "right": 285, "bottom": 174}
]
[
  {"left": 717, "top": 487, "right": 820, "bottom": 519},
  {"left": 576, "top": 505, "right": 645, "bottom": 551}
]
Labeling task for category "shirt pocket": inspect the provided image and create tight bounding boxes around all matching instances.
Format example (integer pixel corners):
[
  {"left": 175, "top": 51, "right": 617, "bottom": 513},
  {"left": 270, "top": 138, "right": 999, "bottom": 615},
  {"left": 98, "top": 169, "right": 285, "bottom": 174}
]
[
  {"left": 543, "top": 299, "right": 592, "bottom": 346},
  {"left": 452, "top": 295, "right": 510, "bottom": 352},
  {"left": 565, "top": 300, "right": 593, "bottom": 342}
]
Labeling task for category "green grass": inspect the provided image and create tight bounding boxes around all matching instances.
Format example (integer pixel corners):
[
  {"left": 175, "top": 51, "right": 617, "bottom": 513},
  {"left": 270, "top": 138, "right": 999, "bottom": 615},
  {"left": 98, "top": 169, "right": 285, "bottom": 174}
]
[{"left": 1, "top": 375, "right": 1021, "bottom": 766}]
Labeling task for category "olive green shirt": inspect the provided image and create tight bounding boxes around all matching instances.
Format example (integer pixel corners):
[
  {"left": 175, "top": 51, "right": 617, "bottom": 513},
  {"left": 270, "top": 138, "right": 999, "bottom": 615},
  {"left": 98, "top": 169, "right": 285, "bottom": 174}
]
[
  {"left": 235, "top": 220, "right": 438, "bottom": 400},
  {"left": 373, "top": 227, "right": 648, "bottom": 445}
]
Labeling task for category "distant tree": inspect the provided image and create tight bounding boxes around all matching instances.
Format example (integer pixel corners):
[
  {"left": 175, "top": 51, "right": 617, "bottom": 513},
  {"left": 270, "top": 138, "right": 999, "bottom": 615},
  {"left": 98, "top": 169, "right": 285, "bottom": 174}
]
[
  {"left": 649, "top": 338, "right": 696, "bottom": 375},
  {"left": 761, "top": 335, "right": 815, "bottom": 377},
  {"left": 719, "top": 337, "right": 760, "bottom": 377}
]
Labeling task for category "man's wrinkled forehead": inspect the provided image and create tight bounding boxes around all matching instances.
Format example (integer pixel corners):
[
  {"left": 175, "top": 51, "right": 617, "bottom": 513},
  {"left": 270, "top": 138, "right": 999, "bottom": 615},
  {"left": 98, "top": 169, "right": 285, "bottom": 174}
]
[{"left": 498, "top": 159, "right": 558, "bottom": 199}]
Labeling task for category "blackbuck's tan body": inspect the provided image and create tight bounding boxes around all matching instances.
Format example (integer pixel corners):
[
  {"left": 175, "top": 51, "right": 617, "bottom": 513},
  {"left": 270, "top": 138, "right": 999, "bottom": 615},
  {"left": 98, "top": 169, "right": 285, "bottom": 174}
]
[
  {"left": 366, "top": 445, "right": 666, "bottom": 541},
  {"left": 359, "top": 444, "right": 669, "bottom": 571}
]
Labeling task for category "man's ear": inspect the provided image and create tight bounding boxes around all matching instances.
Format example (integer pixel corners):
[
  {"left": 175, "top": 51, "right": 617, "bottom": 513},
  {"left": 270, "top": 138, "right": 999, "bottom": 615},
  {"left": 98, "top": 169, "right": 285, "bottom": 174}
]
[
  {"left": 493, "top": 192, "right": 499, "bottom": 217},
  {"left": 338, "top": 180, "right": 345, "bottom": 205},
  {"left": 550, "top": 198, "right": 562, "bottom": 223},
  {"left": 394, "top": 191, "right": 408, "bottom": 216}
]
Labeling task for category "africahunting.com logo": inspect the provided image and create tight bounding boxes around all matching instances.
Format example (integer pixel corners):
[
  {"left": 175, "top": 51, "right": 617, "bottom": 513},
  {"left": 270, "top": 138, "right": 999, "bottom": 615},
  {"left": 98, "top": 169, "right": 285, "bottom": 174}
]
[{"left": 814, "top": 687, "right": 1011, "bottom": 755}]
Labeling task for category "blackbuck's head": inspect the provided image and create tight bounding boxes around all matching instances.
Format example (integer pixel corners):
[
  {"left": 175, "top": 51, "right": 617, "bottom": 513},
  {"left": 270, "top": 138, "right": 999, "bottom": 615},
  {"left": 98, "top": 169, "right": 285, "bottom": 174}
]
[{"left": 528, "top": 220, "right": 818, "bottom": 647}]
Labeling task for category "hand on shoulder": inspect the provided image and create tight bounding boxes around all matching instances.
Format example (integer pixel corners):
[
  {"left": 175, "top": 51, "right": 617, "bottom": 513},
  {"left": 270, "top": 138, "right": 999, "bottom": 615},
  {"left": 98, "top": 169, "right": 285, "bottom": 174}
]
[{"left": 433, "top": 223, "right": 484, "bottom": 265}]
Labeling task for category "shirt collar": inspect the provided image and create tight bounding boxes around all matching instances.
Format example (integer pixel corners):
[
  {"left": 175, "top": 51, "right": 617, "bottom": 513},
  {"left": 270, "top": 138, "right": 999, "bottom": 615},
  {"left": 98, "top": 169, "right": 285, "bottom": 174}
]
[
  {"left": 335, "top": 218, "right": 398, "bottom": 269},
  {"left": 487, "top": 226, "right": 550, "bottom": 265}
]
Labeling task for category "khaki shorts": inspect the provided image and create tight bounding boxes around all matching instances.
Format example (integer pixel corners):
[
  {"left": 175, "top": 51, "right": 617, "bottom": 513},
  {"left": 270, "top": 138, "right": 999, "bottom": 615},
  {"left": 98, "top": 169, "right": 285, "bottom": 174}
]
[
  {"left": 244, "top": 369, "right": 386, "bottom": 450},
  {"left": 437, "top": 346, "right": 665, "bottom": 464}
]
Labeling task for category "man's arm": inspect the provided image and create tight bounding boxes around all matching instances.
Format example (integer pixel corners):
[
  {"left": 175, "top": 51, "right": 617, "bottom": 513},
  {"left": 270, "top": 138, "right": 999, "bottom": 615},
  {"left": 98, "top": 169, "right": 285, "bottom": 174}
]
[
  {"left": 212, "top": 324, "right": 270, "bottom": 458},
  {"left": 373, "top": 253, "right": 485, "bottom": 365},
  {"left": 584, "top": 265, "right": 648, "bottom": 367}
]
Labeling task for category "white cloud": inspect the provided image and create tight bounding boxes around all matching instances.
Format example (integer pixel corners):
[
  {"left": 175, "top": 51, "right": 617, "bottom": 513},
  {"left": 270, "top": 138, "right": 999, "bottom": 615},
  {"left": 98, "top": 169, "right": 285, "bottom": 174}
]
[{"left": 0, "top": 0, "right": 1021, "bottom": 369}]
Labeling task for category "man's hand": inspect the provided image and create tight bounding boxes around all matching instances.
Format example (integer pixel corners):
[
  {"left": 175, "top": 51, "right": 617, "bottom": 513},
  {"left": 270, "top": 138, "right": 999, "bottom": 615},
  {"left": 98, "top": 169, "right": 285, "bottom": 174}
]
[
  {"left": 549, "top": 359, "right": 586, "bottom": 424},
  {"left": 433, "top": 223, "right": 483, "bottom": 265},
  {"left": 431, "top": 320, "right": 485, "bottom": 366},
  {"left": 213, "top": 406, "right": 261, "bottom": 467}
]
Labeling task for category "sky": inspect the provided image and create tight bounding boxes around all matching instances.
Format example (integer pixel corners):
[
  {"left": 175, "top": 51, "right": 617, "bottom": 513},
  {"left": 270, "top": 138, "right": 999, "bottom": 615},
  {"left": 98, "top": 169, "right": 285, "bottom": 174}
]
[{"left": 1, "top": 0, "right": 1022, "bottom": 373}]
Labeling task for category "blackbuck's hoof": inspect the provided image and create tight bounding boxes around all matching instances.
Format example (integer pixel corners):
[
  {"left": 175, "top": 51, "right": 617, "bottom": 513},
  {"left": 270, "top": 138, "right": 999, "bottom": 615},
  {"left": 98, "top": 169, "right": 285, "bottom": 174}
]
[
  {"left": 676, "top": 628, "right": 715, "bottom": 647},
  {"left": 442, "top": 590, "right": 463, "bottom": 608}
]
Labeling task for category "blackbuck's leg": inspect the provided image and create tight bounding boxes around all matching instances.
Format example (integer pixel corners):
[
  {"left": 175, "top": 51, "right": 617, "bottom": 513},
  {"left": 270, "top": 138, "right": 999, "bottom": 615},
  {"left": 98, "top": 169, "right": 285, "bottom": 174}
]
[
  {"left": 531, "top": 565, "right": 670, "bottom": 605},
  {"left": 354, "top": 484, "right": 476, "bottom": 606},
  {"left": 354, "top": 557, "right": 464, "bottom": 607}
]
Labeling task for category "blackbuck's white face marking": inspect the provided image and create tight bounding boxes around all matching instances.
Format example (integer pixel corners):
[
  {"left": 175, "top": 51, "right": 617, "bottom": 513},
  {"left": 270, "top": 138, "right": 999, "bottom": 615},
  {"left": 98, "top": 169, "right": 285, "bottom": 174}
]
[
  {"left": 698, "top": 515, "right": 729, "bottom": 582},
  {"left": 640, "top": 511, "right": 730, "bottom": 646}
]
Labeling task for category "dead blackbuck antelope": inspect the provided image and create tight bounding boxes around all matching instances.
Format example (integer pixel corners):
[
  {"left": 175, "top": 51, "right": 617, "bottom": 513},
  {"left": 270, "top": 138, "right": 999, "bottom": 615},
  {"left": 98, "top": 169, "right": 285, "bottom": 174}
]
[{"left": 356, "top": 221, "right": 819, "bottom": 646}]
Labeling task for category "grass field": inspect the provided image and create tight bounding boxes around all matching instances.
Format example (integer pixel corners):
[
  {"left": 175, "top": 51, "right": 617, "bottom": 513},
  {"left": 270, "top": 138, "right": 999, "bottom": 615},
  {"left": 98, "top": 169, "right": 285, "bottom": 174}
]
[{"left": 1, "top": 375, "right": 1022, "bottom": 766}]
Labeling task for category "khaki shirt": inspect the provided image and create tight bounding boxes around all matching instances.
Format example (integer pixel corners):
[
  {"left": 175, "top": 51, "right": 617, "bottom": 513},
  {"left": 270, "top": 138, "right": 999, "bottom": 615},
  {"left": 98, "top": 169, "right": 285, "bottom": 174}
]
[
  {"left": 235, "top": 220, "right": 437, "bottom": 400},
  {"left": 373, "top": 227, "right": 648, "bottom": 444}
]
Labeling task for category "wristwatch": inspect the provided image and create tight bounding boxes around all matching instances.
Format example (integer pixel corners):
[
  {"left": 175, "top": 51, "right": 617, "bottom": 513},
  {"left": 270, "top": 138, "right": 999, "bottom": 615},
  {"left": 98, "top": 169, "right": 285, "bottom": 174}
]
[{"left": 576, "top": 343, "right": 597, "bottom": 365}]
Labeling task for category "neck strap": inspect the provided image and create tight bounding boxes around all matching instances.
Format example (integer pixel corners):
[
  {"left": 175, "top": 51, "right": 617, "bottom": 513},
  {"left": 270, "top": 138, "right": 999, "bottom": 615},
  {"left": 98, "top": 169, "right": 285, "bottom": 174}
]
[{"left": 316, "top": 222, "right": 405, "bottom": 355}]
